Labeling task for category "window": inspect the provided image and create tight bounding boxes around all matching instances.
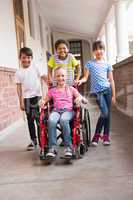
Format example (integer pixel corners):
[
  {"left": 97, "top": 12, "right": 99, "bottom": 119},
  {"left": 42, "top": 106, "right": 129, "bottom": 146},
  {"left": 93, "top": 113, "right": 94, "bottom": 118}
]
[
  {"left": 69, "top": 40, "right": 83, "bottom": 66},
  {"left": 39, "top": 15, "right": 44, "bottom": 47},
  {"left": 69, "top": 41, "right": 81, "bottom": 57},
  {"left": 27, "top": 0, "right": 35, "bottom": 38}
]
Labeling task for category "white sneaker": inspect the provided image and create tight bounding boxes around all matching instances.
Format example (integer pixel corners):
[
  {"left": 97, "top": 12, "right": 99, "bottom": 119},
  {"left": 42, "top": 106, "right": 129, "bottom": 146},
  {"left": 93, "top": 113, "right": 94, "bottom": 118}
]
[
  {"left": 46, "top": 148, "right": 56, "bottom": 159},
  {"left": 103, "top": 135, "right": 111, "bottom": 146},
  {"left": 91, "top": 134, "right": 100, "bottom": 147},
  {"left": 92, "top": 141, "right": 98, "bottom": 147},
  {"left": 64, "top": 147, "right": 72, "bottom": 157},
  {"left": 103, "top": 140, "right": 111, "bottom": 146},
  {"left": 26, "top": 143, "right": 34, "bottom": 151}
]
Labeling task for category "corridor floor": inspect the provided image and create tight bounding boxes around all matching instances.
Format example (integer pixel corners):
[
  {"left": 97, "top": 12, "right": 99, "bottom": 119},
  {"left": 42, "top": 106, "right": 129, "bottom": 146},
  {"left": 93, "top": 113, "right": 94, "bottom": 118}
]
[{"left": 0, "top": 104, "right": 133, "bottom": 200}]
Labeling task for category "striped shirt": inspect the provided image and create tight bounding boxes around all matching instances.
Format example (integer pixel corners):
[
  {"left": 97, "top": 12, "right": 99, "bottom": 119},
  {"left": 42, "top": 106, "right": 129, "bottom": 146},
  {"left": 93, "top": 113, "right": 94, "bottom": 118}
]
[{"left": 48, "top": 53, "right": 79, "bottom": 86}]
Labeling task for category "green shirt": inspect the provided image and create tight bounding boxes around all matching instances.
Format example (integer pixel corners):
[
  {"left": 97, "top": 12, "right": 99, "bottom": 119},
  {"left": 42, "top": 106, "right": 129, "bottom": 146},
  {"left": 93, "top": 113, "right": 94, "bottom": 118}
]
[{"left": 48, "top": 53, "right": 79, "bottom": 85}]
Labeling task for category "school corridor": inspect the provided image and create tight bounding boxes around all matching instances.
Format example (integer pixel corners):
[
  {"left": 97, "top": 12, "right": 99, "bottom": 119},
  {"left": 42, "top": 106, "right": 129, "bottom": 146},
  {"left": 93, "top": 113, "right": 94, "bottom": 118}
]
[
  {"left": 1, "top": 0, "right": 133, "bottom": 199},
  {"left": 0, "top": 102, "right": 133, "bottom": 200}
]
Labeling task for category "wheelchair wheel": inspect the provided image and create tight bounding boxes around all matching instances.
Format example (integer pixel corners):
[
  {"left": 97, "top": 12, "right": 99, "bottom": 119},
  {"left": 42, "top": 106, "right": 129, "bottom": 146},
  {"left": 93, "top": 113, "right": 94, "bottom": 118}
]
[{"left": 81, "top": 107, "right": 91, "bottom": 151}]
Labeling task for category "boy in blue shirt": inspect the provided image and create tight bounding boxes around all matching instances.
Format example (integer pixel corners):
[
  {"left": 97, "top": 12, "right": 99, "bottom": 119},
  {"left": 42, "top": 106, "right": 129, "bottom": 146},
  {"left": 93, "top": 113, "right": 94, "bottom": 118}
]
[{"left": 78, "top": 40, "right": 116, "bottom": 146}]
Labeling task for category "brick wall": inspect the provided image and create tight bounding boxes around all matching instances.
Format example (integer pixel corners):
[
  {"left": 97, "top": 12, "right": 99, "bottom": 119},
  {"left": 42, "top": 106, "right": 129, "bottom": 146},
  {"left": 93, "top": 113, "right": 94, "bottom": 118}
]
[
  {"left": 113, "top": 56, "right": 133, "bottom": 117},
  {"left": 0, "top": 67, "right": 21, "bottom": 131}
]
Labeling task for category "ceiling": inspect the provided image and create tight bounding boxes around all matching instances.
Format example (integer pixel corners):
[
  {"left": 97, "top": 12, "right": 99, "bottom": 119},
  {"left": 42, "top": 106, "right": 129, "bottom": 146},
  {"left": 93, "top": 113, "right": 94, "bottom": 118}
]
[{"left": 39, "top": 0, "right": 113, "bottom": 38}]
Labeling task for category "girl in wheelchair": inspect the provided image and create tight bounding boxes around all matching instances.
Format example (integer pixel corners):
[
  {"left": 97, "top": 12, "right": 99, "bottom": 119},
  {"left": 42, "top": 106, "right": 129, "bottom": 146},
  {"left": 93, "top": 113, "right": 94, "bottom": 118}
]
[{"left": 42, "top": 66, "right": 87, "bottom": 159}]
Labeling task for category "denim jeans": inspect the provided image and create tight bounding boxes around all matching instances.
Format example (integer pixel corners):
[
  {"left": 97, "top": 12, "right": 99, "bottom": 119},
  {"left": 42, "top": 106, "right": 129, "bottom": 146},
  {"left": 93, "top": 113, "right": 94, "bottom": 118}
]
[
  {"left": 48, "top": 109, "right": 74, "bottom": 149},
  {"left": 95, "top": 87, "right": 112, "bottom": 136}
]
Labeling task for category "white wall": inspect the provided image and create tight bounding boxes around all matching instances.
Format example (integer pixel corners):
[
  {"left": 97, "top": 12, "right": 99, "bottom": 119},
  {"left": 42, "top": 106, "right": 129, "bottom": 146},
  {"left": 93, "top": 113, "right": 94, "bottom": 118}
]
[
  {"left": 0, "top": 0, "right": 18, "bottom": 69},
  {"left": 127, "top": 1, "right": 133, "bottom": 41},
  {"left": 23, "top": 0, "right": 52, "bottom": 74}
]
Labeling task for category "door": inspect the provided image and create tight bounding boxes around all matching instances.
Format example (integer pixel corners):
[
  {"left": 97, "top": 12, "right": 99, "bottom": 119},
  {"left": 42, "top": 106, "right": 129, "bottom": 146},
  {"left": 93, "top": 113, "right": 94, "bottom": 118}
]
[{"left": 13, "top": 0, "right": 25, "bottom": 51}]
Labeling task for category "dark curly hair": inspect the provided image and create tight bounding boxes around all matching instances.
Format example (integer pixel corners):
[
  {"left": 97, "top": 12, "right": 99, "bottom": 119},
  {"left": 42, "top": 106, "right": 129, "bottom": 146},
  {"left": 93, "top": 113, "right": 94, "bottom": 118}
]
[{"left": 55, "top": 39, "right": 69, "bottom": 50}]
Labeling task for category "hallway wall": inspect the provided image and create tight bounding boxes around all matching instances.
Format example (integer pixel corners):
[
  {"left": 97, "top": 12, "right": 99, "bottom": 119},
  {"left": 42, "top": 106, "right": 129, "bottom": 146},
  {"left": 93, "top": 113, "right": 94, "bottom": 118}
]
[
  {"left": 0, "top": 1, "right": 21, "bottom": 131},
  {"left": 23, "top": 0, "right": 52, "bottom": 71},
  {"left": 113, "top": 56, "right": 133, "bottom": 117},
  {"left": 0, "top": 67, "right": 20, "bottom": 131},
  {"left": 0, "top": 0, "right": 52, "bottom": 132},
  {"left": 0, "top": 0, "right": 18, "bottom": 68}
]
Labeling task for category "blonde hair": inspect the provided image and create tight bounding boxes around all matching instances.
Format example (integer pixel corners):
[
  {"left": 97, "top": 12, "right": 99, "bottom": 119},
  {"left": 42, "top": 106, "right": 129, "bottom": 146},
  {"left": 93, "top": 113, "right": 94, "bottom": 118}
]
[{"left": 54, "top": 66, "right": 66, "bottom": 76}]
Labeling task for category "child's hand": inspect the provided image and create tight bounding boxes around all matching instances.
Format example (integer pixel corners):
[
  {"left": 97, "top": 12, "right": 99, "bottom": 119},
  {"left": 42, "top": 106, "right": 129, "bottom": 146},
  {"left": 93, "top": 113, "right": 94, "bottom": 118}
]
[
  {"left": 20, "top": 100, "right": 25, "bottom": 111},
  {"left": 75, "top": 95, "right": 82, "bottom": 106},
  {"left": 73, "top": 79, "right": 79, "bottom": 86},
  {"left": 77, "top": 79, "right": 83, "bottom": 86},
  {"left": 48, "top": 78, "right": 53, "bottom": 87},
  {"left": 75, "top": 95, "right": 88, "bottom": 106},
  {"left": 41, "top": 99, "right": 46, "bottom": 107},
  {"left": 42, "top": 75, "right": 48, "bottom": 83},
  {"left": 112, "top": 96, "right": 116, "bottom": 105},
  {"left": 82, "top": 97, "right": 88, "bottom": 104}
]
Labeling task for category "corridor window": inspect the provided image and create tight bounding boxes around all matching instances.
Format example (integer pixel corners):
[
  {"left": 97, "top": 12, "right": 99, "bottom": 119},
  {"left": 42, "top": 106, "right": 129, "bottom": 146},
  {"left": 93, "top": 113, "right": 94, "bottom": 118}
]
[
  {"left": 69, "top": 41, "right": 81, "bottom": 57},
  {"left": 69, "top": 40, "right": 83, "bottom": 67}
]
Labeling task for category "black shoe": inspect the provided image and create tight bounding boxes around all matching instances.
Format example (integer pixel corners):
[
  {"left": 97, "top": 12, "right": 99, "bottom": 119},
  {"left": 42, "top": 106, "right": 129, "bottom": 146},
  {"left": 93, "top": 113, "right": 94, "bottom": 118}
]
[
  {"left": 33, "top": 138, "right": 37, "bottom": 146},
  {"left": 26, "top": 143, "right": 34, "bottom": 151}
]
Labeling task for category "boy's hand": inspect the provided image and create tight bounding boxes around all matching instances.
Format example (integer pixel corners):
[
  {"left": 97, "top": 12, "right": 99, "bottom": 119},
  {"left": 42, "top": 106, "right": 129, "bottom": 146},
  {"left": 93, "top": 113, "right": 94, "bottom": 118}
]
[
  {"left": 20, "top": 100, "right": 25, "bottom": 111},
  {"left": 41, "top": 99, "right": 47, "bottom": 107},
  {"left": 41, "top": 74, "right": 48, "bottom": 84},
  {"left": 48, "top": 78, "right": 53, "bottom": 87}
]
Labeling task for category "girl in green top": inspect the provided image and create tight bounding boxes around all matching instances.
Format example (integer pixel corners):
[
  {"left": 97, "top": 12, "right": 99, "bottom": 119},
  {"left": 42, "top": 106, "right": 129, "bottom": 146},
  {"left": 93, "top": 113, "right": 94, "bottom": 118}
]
[{"left": 48, "top": 39, "right": 81, "bottom": 86}]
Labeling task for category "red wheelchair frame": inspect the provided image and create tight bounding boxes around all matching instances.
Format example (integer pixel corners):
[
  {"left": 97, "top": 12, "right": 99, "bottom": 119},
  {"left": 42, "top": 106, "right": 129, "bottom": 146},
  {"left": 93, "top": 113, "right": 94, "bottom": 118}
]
[
  {"left": 39, "top": 87, "right": 91, "bottom": 160},
  {"left": 39, "top": 105, "right": 91, "bottom": 160}
]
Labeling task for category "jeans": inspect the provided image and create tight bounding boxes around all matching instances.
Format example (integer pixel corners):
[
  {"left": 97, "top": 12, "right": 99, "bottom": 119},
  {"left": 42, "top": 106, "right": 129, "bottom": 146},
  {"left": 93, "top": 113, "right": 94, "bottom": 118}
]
[
  {"left": 95, "top": 88, "right": 112, "bottom": 136},
  {"left": 48, "top": 109, "right": 74, "bottom": 149},
  {"left": 24, "top": 96, "right": 41, "bottom": 143}
]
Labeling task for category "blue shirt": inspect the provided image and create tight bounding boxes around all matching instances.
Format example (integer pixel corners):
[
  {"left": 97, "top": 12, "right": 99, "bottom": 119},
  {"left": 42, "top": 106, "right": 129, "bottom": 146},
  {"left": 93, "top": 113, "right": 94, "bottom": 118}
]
[{"left": 85, "top": 59, "right": 113, "bottom": 94}]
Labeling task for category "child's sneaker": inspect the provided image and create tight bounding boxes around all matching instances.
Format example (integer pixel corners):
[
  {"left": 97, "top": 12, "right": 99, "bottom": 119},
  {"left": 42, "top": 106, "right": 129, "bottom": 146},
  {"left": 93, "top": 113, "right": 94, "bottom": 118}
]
[
  {"left": 46, "top": 148, "right": 57, "bottom": 159},
  {"left": 91, "top": 134, "right": 100, "bottom": 147},
  {"left": 103, "top": 135, "right": 111, "bottom": 146},
  {"left": 26, "top": 143, "right": 34, "bottom": 151},
  {"left": 64, "top": 147, "right": 72, "bottom": 158},
  {"left": 33, "top": 138, "right": 37, "bottom": 145}
]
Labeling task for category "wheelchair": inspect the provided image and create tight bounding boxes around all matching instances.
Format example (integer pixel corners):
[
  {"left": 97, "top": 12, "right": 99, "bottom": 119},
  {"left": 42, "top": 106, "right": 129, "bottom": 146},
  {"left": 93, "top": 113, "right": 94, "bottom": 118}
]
[{"left": 39, "top": 94, "right": 91, "bottom": 161}]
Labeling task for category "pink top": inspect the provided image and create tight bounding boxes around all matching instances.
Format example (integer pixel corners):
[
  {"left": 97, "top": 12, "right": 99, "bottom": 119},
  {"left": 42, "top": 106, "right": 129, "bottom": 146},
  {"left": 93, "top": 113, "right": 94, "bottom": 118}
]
[{"left": 48, "top": 86, "right": 78, "bottom": 111}]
